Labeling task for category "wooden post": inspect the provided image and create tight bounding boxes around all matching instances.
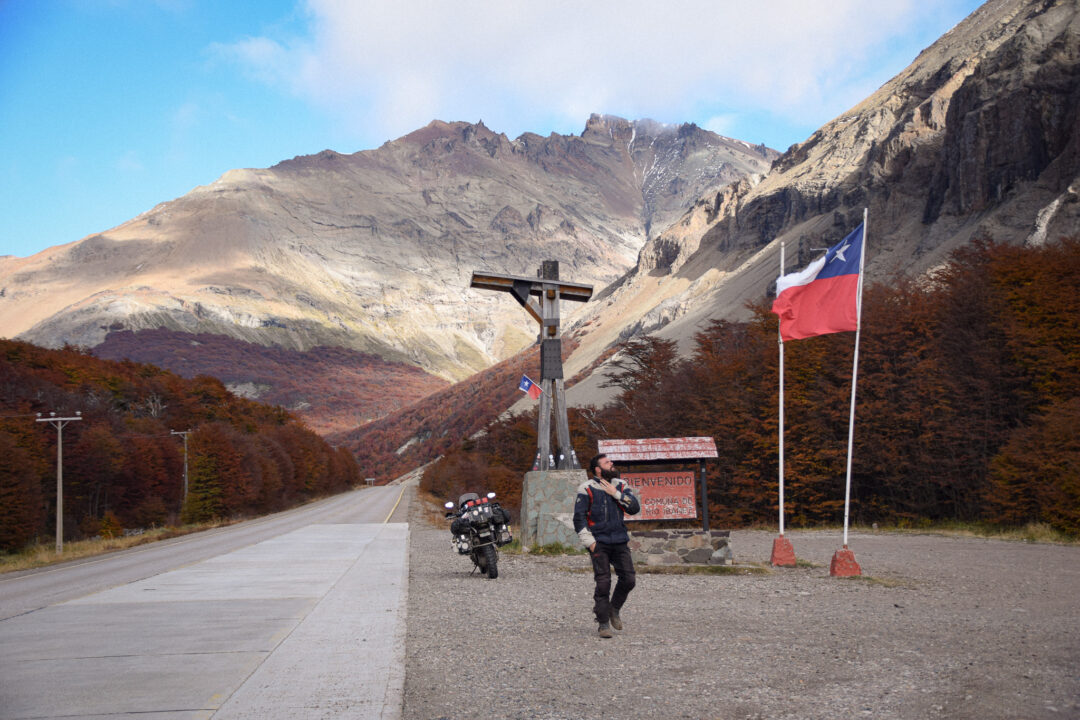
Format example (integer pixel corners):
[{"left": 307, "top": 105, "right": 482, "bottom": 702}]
[
  {"left": 538, "top": 378, "right": 553, "bottom": 468},
  {"left": 699, "top": 459, "right": 709, "bottom": 533},
  {"left": 553, "top": 378, "right": 573, "bottom": 468}
]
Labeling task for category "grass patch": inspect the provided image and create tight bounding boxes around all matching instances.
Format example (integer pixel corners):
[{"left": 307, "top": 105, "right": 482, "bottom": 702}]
[
  {"left": 838, "top": 574, "right": 913, "bottom": 588},
  {"left": 523, "top": 541, "right": 588, "bottom": 556},
  {"left": 500, "top": 539, "right": 589, "bottom": 556},
  {"left": 757, "top": 521, "right": 1077, "bottom": 545},
  {"left": 561, "top": 563, "right": 769, "bottom": 575},
  {"left": 0, "top": 520, "right": 233, "bottom": 574},
  {"left": 637, "top": 563, "right": 771, "bottom": 576},
  {"left": 795, "top": 558, "right": 823, "bottom": 569},
  {"left": 866, "top": 521, "right": 1077, "bottom": 545},
  {"left": 416, "top": 489, "right": 454, "bottom": 527},
  {"left": 498, "top": 538, "right": 526, "bottom": 554}
]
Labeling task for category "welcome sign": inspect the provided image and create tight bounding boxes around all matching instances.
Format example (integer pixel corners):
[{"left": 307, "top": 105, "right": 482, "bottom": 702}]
[{"left": 621, "top": 471, "right": 697, "bottom": 521}]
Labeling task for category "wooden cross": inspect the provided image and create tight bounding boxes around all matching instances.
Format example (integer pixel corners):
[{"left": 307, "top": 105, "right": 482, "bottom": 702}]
[{"left": 470, "top": 260, "right": 593, "bottom": 470}]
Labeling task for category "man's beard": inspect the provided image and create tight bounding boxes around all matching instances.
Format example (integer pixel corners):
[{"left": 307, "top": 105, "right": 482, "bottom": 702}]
[{"left": 601, "top": 468, "right": 620, "bottom": 480}]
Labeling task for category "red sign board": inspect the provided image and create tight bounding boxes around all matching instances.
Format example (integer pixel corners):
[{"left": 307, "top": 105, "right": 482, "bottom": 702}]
[{"left": 621, "top": 471, "right": 697, "bottom": 521}]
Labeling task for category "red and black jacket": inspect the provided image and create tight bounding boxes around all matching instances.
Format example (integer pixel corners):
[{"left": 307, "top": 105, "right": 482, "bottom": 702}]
[{"left": 572, "top": 477, "right": 640, "bottom": 546}]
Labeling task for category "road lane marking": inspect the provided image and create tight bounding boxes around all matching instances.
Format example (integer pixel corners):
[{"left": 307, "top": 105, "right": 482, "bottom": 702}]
[{"left": 384, "top": 484, "right": 408, "bottom": 524}]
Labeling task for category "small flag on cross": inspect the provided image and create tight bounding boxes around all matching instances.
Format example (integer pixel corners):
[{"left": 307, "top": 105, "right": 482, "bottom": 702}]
[{"left": 518, "top": 375, "right": 542, "bottom": 399}]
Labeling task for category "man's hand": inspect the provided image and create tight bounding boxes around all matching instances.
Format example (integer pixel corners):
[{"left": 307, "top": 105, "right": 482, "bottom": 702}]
[
  {"left": 597, "top": 478, "right": 619, "bottom": 497},
  {"left": 589, "top": 542, "right": 597, "bottom": 552}
]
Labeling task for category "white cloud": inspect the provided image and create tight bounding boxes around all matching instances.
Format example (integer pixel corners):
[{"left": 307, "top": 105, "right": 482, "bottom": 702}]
[
  {"left": 209, "top": 36, "right": 295, "bottom": 87},
  {"left": 704, "top": 114, "right": 738, "bottom": 138},
  {"left": 218, "top": 0, "right": 974, "bottom": 145}
]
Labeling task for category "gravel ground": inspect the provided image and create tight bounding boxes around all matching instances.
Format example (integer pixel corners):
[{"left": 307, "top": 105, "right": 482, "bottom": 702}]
[{"left": 401, "top": 489, "right": 1080, "bottom": 720}]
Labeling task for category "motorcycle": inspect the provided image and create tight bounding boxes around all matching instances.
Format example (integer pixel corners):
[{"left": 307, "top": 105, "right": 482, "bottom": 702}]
[{"left": 444, "top": 491, "right": 513, "bottom": 579}]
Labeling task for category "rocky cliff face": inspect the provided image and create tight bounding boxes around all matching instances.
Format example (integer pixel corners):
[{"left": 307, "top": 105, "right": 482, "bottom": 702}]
[
  {"left": 0, "top": 116, "right": 774, "bottom": 382},
  {"left": 563, "top": 0, "right": 1080, "bottom": 406}
]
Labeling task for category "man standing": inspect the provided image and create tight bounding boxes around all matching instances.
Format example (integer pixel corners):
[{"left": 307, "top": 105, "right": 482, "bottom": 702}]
[{"left": 573, "top": 453, "right": 640, "bottom": 638}]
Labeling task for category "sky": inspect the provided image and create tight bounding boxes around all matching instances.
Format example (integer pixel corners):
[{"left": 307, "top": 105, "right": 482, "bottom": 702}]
[{"left": 1, "top": 0, "right": 986, "bottom": 259}]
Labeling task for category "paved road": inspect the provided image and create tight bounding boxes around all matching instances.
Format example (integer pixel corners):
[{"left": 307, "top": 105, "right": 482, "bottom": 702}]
[{"left": 0, "top": 483, "right": 411, "bottom": 719}]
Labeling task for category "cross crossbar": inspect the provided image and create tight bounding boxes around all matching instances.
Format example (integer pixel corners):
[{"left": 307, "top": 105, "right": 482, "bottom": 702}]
[{"left": 469, "top": 271, "right": 593, "bottom": 302}]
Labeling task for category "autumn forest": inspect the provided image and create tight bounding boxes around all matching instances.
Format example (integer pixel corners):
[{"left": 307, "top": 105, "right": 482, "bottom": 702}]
[
  {"left": 0, "top": 342, "right": 359, "bottom": 552},
  {"left": 423, "top": 239, "right": 1080, "bottom": 535},
  {"left": 1, "top": 238, "right": 1077, "bottom": 553}
]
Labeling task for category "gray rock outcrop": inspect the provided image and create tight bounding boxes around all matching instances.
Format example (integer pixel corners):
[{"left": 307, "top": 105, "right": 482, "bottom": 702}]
[{"left": 565, "top": 0, "right": 1080, "bottom": 406}]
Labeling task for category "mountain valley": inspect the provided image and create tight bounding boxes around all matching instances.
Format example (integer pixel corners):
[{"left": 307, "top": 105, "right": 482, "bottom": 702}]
[{"left": 1, "top": 0, "right": 1077, "bottom": 453}]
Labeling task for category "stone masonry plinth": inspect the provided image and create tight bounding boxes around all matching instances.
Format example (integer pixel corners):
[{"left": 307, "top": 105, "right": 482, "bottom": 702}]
[
  {"left": 628, "top": 529, "right": 734, "bottom": 566},
  {"left": 520, "top": 469, "right": 587, "bottom": 549}
]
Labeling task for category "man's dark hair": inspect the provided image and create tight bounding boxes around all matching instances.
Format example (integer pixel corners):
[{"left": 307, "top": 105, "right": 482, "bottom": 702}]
[{"left": 588, "top": 453, "right": 607, "bottom": 476}]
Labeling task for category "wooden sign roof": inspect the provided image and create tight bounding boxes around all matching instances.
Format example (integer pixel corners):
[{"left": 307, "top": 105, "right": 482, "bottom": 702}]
[{"left": 597, "top": 437, "right": 718, "bottom": 462}]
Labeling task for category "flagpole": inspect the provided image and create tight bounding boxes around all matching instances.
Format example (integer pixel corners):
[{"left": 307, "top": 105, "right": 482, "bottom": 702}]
[
  {"left": 778, "top": 240, "right": 785, "bottom": 536},
  {"left": 771, "top": 241, "right": 796, "bottom": 567},
  {"left": 841, "top": 208, "right": 868, "bottom": 548}
]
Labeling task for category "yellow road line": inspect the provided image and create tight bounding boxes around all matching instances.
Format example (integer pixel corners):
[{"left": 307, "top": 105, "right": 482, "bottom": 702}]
[{"left": 383, "top": 484, "right": 408, "bottom": 524}]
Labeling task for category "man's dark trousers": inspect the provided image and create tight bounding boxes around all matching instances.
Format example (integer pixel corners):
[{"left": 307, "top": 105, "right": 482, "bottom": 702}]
[{"left": 590, "top": 541, "right": 636, "bottom": 623}]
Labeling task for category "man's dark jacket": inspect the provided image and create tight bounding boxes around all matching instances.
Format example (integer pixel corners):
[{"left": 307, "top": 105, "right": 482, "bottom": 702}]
[{"left": 573, "top": 477, "right": 641, "bottom": 546}]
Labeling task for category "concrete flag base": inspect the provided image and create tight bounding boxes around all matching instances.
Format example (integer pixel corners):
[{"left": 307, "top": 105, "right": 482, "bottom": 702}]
[
  {"left": 770, "top": 536, "right": 797, "bottom": 567},
  {"left": 829, "top": 546, "right": 862, "bottom": 577}
]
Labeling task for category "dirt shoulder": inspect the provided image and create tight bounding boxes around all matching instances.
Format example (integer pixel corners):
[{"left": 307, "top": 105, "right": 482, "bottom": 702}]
[{"left": 402, "top": 493, "right": 1080, "bottom": 720}]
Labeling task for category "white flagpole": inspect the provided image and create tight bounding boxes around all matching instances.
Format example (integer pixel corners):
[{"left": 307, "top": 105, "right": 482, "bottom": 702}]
[
  {"left": 842, "top": 208, "right": 869, "bottom": 547},
  {"left": 778, "top": 241, "right": 786, "bottom": 536}
]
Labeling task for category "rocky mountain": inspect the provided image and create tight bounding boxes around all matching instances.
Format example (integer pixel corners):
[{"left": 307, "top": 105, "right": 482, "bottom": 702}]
[
  {"left": 0, "top": 116, "right": 776, "bottom": 388},
  {"left": 561, "top": 0, "right": 1080, "bottom": 407},
  {"left": 329, "top": 0, "right": 1079, "bottom": 476},
  {"left": 7, "top": 0, "right": 1073, "bottom": 451}
]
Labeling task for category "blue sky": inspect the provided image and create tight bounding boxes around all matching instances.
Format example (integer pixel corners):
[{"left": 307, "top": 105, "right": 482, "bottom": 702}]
[{"left": 1, "top": 0, "right": 985, "bottom": 259}]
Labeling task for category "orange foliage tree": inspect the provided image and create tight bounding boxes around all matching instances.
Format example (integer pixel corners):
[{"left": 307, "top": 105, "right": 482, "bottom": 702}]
[
  {"left": 0, "top": 339, "right": 360, "bottom": 550},
  {"left": 421, "top": 237, "right": 1080, "bottom": 534}
]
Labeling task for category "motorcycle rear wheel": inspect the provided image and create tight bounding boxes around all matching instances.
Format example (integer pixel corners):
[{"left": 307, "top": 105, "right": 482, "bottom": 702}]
[{"left": 482, "top": 543, "right": 498, "bottom": 579}]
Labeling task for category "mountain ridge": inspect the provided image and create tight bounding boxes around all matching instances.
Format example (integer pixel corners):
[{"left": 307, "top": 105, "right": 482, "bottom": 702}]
[
  {"left": 558, "top": 0, "right": 1079, "bottom": 408},
  {"left": 0, "top": 115, "right": 777, "bottom": 385}
]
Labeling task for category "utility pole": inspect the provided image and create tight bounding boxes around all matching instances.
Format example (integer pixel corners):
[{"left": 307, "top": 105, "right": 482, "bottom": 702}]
[
  {"left": 36, "top": 411, "right": 82, "bottom": 553},
  {"left": 170, "top": 429, "right": 191, "bottom": 508}
]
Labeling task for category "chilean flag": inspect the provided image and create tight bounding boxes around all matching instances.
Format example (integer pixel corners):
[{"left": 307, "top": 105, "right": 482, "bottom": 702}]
[
  {"left": 518, "top": 375, "right": 542, "bottom": 399},
  {"left": 772, "top": 224, "right": 864, "bottom": 341}
]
